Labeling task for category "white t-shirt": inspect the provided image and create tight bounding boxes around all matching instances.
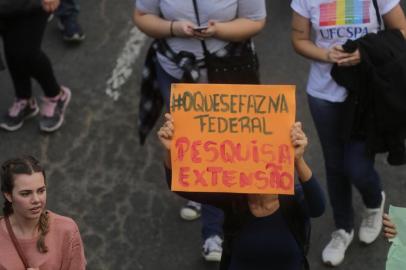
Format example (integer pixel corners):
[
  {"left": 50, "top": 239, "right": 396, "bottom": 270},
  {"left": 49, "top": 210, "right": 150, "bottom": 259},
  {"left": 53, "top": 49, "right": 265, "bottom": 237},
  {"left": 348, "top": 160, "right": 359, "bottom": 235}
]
[
  {"left": 291, "top": 0, "right": 399, "bottom": 102},
  {"left": 136, "top": 0, "right": 266, "bottom": 80}
]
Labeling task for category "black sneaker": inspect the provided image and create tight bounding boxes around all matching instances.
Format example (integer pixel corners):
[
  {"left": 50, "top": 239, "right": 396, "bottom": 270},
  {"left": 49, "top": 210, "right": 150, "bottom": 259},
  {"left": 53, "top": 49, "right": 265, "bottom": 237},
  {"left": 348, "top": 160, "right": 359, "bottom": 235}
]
[
  {"left": 58, "top": 16, "right": 85, "bottom": 42},
  {"left": 39, "top": 86, "right": 72, "bottom": 132},
  {"left": 0, "top": 98, "right": 39, "bottom": 131}
]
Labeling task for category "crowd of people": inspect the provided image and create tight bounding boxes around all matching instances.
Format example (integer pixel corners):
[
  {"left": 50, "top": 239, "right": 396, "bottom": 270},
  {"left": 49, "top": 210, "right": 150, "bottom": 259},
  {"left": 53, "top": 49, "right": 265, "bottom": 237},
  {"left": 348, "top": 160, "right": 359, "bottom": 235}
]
[
  {"left": 133, "top": 0, "right": 266, "bottom": 261},
  {"left": 1, "top": 0, "right": 406, "bottom": 269}
]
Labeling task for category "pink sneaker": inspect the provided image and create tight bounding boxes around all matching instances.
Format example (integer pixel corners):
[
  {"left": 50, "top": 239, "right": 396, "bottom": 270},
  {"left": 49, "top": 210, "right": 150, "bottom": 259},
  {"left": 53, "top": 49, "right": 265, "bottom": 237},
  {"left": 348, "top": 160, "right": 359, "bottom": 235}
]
[
  {"left": 39, "top": 86, "right": 71, "bottom": 132},
  {"left": 0, "top": 98, "right": 39, "bottom": 131}
]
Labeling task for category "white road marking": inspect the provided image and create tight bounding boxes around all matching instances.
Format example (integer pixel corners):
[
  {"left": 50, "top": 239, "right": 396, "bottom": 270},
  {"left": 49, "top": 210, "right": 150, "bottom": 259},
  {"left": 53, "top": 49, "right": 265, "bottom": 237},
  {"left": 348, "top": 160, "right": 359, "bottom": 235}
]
[{"left": 105, "top": 26, "right": 147, "bottom": 101}]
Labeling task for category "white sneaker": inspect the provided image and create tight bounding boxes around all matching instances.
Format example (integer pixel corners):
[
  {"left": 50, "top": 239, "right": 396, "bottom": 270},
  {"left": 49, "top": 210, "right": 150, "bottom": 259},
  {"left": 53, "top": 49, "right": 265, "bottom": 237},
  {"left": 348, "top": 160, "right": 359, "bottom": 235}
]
[
  {"left": 322, "top": 229, "right": 354, "bottom": 266},
  {"left": 180, "top": 201, "right": 201, "bottom": 221},
  {"left": 359, "top": 191, "right": 386, "bottom": 244},
  {"left": 202, "top": 235, "right": 223, "bottom": 262}
]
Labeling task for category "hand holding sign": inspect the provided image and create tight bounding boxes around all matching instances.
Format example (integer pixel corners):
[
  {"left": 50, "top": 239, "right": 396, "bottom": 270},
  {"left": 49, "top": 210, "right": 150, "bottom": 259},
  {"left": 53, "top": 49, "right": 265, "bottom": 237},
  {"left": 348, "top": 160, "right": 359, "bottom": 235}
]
[
  {"left": 158, "top": 113, "right": 175, "bottom": 151},
  {"left": 290, "top": 122, "right": 308, "bottom": 161}
]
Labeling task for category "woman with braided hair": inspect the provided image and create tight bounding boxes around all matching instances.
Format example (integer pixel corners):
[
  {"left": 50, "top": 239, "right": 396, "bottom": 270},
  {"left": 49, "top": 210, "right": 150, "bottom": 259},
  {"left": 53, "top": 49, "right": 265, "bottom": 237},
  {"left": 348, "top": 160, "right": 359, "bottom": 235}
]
[{"left": 0, "top": 156, "right": 86, "bottom": 270}]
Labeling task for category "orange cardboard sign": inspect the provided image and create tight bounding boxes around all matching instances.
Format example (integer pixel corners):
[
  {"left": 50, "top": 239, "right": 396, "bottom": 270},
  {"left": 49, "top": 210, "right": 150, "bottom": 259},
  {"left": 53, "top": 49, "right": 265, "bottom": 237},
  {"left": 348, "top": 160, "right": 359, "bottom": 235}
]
[{"left": 170, "top": 84, "right": 296, "bottom": 194}]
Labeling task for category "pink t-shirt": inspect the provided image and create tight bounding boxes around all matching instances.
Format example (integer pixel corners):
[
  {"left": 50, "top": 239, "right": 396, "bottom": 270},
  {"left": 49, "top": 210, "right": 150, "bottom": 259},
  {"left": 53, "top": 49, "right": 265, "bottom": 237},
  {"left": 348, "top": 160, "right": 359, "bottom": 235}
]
[{"left": 0, "top": 211, "right": 86, "bottom": 270}]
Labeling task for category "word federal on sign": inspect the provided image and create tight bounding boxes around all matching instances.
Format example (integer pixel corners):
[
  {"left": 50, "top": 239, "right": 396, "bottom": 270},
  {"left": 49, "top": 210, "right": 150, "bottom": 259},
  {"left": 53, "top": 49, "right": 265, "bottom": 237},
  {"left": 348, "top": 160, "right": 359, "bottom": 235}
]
[{"left": 170, "top": 84, "right": 296, "bottom": 195}]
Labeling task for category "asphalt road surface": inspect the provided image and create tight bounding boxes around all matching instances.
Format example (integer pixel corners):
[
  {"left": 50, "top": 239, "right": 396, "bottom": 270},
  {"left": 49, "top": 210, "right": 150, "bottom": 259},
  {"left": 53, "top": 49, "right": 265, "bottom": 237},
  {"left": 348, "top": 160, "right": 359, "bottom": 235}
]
[{"left": 0, "top": 1, "right": 405, "bottom": 270}]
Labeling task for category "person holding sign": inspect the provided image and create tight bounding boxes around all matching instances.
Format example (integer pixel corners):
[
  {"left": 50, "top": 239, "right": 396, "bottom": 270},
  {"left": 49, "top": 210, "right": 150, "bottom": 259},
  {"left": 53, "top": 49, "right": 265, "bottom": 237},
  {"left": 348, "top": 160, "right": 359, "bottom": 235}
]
[
  {"left": 158, "top": 113, "right": 325, "bottom": 270},
  {"left": 291, "top": 0, "right": 406, "bottom": 266},
  {"left": 134, "top": 0, "right": 266, "bottom": 261},
  {"left": 0, "top": 156, "right": 86, "bottom": 270}
]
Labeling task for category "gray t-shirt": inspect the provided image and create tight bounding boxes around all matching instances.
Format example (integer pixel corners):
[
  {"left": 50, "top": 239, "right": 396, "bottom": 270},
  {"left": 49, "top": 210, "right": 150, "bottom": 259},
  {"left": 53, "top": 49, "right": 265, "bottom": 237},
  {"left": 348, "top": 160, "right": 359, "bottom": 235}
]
[{"left": 135, "top": 0, "right": 266, "bottom": 79}]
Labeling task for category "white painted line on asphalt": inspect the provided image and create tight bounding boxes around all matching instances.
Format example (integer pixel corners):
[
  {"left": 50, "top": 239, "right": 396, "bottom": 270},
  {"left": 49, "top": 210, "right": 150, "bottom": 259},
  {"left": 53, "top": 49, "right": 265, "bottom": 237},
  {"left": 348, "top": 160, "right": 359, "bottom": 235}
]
[{"left": 105, "top": 26, "right": 147, "bottom": 101}]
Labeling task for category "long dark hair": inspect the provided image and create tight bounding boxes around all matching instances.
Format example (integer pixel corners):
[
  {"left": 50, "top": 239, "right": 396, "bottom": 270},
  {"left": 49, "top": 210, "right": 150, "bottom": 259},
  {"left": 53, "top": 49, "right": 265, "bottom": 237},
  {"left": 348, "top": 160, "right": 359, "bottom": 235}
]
[{"left": 1, "top": 156, "right": 49, "bottom": 253}]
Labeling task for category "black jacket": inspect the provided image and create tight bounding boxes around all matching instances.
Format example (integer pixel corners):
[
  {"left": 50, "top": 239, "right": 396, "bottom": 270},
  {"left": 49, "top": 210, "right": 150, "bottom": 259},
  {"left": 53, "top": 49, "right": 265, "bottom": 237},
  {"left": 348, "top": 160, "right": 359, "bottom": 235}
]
[
  {"left": 331, "top": 29, "right": 406, "bottom": 165},
  {"left": 165, "top": 167, "right": 325, "bottom": 270},
  {"left": 0, "top": 0, "right": 42, "bottom": 18}
]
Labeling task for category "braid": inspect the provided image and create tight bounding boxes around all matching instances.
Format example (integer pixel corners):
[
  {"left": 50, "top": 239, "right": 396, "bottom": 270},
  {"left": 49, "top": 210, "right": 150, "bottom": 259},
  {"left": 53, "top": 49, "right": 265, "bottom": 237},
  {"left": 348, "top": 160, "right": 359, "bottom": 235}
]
[
  {"left": 3, "top": 201, "right": 13, "bottom": 216},
  {"left": 37, "top": 211, "right": 50, "bottom": 253},
  {"left": 1, "top": 159, "right": 14, "bottom": 217}
]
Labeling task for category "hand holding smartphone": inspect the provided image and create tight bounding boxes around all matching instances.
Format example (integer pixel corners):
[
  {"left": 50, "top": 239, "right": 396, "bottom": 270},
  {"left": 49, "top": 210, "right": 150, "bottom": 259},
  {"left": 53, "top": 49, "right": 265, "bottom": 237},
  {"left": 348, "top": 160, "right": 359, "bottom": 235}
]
[{"left": 193, "top": 25, "right": 208, "bottom": 33}]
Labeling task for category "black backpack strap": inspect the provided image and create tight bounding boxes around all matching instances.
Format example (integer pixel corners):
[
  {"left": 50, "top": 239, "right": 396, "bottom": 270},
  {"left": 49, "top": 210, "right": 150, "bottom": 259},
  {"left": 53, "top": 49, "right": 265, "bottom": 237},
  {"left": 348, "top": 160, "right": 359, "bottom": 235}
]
[
  {"left": 191, "top": 0, "right": 210, "bottom": 56},
  {"left": 280, "top": 194, "right": 311, "bottom": 270},
  {"left": 372, "top": 0, "right": 382, "bottom": 30}
]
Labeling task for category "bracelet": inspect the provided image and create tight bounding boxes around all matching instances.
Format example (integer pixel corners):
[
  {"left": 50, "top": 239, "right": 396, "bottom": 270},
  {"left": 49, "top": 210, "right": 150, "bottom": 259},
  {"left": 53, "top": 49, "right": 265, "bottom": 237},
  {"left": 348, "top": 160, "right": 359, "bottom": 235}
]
[{"left": 170, "top": 21, "right": 175, "bottom": 37}]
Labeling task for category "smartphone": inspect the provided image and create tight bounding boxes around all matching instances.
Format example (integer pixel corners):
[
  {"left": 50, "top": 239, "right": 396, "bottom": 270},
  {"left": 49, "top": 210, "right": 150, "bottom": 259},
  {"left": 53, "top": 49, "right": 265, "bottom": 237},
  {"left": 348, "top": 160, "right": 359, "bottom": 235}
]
[{"left": 193, "top": 26, "right": 208, "bottom": 32}]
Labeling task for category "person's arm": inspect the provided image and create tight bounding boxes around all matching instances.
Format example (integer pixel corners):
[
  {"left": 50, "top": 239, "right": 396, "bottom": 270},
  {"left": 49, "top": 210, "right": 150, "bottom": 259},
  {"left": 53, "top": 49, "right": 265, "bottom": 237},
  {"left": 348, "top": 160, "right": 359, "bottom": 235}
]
[
  {"left": 133, "top": 8, "right": 196, "bottom": 38},
  {"left": 291, "top": 122, "right": 312, "bottom": 182},
  {"left": 296, "top": 175, "right": 325, "bottom": 218},
  {"left": 291, "top": 122, "right": 325, "bottom": 217},
  {"left": 66, "top": 228, "right": 86, "bottom": 270},
  {"left": 42, "top": 0, "right": 60, "bottom": 13},
  {"left": 158, "top": 113, "right": 174, "bottom": 168},
  {"left": 383, "top": 213, "right": 398, "bottom": 239},
  {"left": 382, "top": 4, "right": 406, "bottom": 39},
  {"left": 291, "top": 12, "right": 329, "bottom": 63},
  {"left": 291, "top": 11, "right": 360, "bottom": 66},
  {"left": 58, "top": 221, "right": 86, "bottom": 270}
]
